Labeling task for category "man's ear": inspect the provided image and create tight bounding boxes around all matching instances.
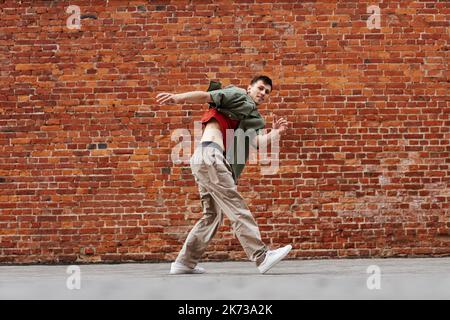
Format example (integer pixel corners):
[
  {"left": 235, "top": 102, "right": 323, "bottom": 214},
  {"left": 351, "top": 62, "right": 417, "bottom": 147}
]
[{"left": 247, "top": 85, "right": 252, "bottom": 94}]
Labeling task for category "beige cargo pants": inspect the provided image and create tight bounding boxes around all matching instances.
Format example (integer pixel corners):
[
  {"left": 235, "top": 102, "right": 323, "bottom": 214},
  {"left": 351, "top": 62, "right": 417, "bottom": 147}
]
[{"left": 175, "top": 142, "right": 267, "bottom": 268}]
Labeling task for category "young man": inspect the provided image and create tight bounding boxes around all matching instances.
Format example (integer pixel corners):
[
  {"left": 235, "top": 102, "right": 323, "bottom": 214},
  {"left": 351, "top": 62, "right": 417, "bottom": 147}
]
[{"left": 157, "top": 75, "right": 292, "bottom": 274}]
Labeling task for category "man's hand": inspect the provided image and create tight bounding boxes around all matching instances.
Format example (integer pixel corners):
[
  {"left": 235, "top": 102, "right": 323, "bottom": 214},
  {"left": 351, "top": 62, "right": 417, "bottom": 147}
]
[
  {"left": 156, "top": 93, "right": 181, "bottom": 105},
  {"left": 272, "top": 113, "right": 289, "bottom": 134}
]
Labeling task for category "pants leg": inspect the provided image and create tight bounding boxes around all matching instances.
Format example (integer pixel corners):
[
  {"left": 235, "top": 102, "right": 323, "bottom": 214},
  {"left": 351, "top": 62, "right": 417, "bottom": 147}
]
[
  {"left": 202, "top": 152, "right": 267, "bottom": 263},
  {"left": 175, "top": 183, "right": 223, "bottom": 269},
  {"left": 175, "top": 146, "right": 267, "bottom": 268}
]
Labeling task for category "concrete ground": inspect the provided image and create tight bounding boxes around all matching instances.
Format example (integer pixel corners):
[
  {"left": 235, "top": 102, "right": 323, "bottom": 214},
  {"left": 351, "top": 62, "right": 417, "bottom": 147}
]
[{"left": 0, "top": 257, "right": 449, "bottom": 300}]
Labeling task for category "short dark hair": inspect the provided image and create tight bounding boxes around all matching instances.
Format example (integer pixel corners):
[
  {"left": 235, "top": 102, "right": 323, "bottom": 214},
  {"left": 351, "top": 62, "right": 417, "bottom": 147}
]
[{"left": 250, "top": 75, "right": 273, "bottom": 90}]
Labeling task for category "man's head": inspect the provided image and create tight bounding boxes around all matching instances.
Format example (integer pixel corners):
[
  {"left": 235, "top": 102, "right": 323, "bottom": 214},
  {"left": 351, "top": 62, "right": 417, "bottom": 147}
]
[{"left": 247, "top": 75, "right": 273, "bottom": 105}]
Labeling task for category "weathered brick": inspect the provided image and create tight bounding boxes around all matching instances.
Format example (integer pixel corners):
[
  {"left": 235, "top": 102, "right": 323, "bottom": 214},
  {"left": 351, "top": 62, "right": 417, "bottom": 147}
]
[{"left": 0, "top": 0, "right": 448, "bottom": 264}]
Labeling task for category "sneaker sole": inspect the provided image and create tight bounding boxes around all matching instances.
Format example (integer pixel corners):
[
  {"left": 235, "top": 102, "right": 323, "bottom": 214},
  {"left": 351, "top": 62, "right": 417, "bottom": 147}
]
[
  {"left": 259, "top": 245, "right": 292, "bottom": 274},
  {"left": 170, "top": 262, "right": 191, "bottom": 275}
]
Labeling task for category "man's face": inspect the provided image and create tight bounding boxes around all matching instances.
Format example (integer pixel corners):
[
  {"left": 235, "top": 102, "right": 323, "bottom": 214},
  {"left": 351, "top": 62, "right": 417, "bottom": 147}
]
[{"left": 247, "top": 80, "right": 272, "bottom": 105}]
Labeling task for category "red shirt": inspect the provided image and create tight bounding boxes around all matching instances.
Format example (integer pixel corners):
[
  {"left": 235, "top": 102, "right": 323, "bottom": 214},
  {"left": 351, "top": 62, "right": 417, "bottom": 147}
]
[{"left": 201, "top": 108, "right": 239, "bottom": 150}]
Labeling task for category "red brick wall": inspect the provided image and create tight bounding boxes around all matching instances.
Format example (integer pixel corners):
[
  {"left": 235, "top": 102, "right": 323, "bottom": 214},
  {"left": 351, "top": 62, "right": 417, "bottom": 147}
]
[{"left": 0, "top": 0, "right": 448, "bottom": 264}]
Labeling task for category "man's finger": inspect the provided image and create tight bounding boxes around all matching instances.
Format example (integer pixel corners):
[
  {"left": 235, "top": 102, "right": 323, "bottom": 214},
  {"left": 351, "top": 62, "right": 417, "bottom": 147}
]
[
  {"left": 157, "top": 93, "right": 171, "bottom": 100},
  {"left": 156, "top": 93, "right": 169, "bottom": 99},
  {"left": 160, "top": 94, "right": 173, "bottom": 102},
  {"left": 158, "top": 96, "right": 172, "bottom": 105},
  {"left": 156, "top": 96, "right": 166, "bottom": 103},
  {"left": 156, "top": 94, "right": 170, "bottom": 102}
]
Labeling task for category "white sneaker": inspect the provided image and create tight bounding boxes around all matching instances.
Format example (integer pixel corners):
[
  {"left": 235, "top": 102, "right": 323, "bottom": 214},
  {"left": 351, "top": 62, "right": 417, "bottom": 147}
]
[
  {"left": 169, "top": 262, "right": 206, "bottom": 275},
  {"left": 257, "top": 245, "right": 292, "bottom": 274}
]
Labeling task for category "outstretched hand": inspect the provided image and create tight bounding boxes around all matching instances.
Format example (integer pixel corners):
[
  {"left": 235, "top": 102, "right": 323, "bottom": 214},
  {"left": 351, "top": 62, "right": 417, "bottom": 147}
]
[
  {"left": 156, "top": 92, "right": 179, "bottom": 105},
  {"left": 272, "top": 113, "right": 289, "bottom": 134}
]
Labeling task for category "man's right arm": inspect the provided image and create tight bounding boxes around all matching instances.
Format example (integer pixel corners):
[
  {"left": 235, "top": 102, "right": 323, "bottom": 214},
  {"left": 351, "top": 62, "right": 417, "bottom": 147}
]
[{"left": 156, "top": 91, "right": 212, "bottom": 105}]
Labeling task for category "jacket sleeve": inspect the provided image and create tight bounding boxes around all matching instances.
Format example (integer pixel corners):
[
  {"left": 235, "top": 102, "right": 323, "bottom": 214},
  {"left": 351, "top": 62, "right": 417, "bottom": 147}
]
[
  {"left": 209, "top": 87, "right": 247, "bottom": 109},
  {"left": 241, "top": 116, "right": 266, "bottom": 149},
  {"left": 209, "top": 87, "right": 253, "bottom": 120}
]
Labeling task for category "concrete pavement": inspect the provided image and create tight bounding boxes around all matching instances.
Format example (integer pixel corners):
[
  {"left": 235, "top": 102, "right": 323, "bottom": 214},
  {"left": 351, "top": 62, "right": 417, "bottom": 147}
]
[{"left": 1, "top": 257, "right": 449, "bottom": 299}]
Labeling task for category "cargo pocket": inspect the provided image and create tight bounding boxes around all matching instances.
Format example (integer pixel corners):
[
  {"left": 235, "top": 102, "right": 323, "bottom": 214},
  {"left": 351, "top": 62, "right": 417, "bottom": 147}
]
[
  {"left": 207, "top": 159, "right": 220, "bottom": 185},
  {"left": 212, "top": 154, "right": 235, "bottom": 189}
]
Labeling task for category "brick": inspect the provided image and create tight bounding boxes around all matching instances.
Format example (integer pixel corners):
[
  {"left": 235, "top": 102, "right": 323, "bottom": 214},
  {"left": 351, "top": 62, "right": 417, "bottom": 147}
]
[{"left": 0, "top": 0, "right": 448, "bottom": 264}]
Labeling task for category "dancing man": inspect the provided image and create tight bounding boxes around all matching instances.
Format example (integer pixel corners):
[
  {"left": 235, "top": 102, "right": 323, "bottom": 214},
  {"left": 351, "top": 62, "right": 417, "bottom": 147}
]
[{"left": 157, "top": 75, "right": 292, "bottom": 274}]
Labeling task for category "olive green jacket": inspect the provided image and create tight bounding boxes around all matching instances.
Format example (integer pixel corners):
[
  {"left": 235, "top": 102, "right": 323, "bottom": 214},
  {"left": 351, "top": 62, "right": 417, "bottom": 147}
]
[{"left": 206, "top": 81, "right": 266, "bottom": 184}]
